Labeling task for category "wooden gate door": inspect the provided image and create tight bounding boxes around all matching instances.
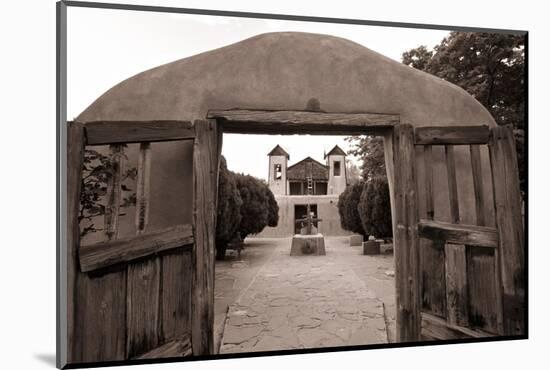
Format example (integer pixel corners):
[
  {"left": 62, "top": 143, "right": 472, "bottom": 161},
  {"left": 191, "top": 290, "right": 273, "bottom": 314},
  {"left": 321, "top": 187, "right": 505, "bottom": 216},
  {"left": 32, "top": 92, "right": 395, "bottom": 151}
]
[
  {"left": 66, "top": 120, "right": 220, "bottom": 365},
  {"left": 392, "top": 124, "right": 525, "bottom": 342}
]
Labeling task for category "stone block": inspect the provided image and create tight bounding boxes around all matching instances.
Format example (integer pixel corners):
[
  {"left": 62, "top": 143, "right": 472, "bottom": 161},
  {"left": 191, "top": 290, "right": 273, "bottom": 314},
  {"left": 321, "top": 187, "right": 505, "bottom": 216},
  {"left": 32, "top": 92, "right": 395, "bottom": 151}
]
[
  {"left": 290, "top": 234, "right": 326, "bottom": 256},
  {"left": 349, "top": 235, "right": 363, "bottom": 246},
  {"left": 363, "top": 240, "right": 381, "bottom": 255}
]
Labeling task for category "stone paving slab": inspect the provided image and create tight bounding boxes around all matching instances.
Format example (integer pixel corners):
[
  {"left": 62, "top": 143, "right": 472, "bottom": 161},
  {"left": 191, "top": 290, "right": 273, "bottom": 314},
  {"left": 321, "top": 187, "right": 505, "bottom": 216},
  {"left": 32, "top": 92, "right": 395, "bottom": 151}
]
[{"left": 219, "top": 237, "right": 389, "bottom": 354}]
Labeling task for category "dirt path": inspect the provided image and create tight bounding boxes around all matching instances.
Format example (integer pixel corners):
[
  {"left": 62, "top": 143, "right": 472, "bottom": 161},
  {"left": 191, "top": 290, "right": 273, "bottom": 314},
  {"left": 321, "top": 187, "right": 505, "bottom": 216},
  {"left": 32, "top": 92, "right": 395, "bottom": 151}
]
[{"left": 217, "top": 237, "right": 395, "bottom": 354}]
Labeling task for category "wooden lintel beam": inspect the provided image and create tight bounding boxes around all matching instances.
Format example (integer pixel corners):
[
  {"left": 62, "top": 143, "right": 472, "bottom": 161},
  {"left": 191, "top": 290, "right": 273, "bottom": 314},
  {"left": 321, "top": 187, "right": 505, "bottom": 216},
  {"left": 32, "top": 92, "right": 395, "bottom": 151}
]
[{"left": 208, "top": 109, "right": 399, "bottom": 135}]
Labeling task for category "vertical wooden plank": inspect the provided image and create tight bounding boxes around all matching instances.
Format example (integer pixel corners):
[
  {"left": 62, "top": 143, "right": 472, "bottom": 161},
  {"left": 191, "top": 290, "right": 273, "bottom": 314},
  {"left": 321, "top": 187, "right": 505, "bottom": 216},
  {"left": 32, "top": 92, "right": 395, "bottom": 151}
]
[
  {"left": 135, "top": 143, "right": 152, "bottom": 234},
  {"left": 420, "top": 240, "right": 447, "bottom": 317},
  {"left": 161, "top": 250, "right": 192, "bottom": 341},
  {"left": 443, "top": 144, "right": 469, "bottom": 327},
  {"left": 467, "top": 247, "right": 500, "bottom": 333},
  {"left": 66, "top": 122, "right": 85, "bottom": 363},
  {"left": 192, "top": 119, "right": 220, "bottom": 354},
  {"left": 424, "top": 145, "right": 434, "bottom": 221},
  {"left": 469, "top": 144, "right": 486, "bottom": 226},
  {"left": 104, "top": 144, "right": 124, "bottom": 240},
  {"left": 126, "top": 259, "right": 161, "bottom": 358},
  {"left": 73, "top": 268, "right": 127, "bottom": 362},
  {"left": 471, "top": 144, "right": 504, "bottom": 334},
  {"left": 420, "top": 145, "right": 446, "bottom": 317},
  {"left": 445, "top": 243, "right": 469, "bottom": 326},
  {"left": 392, "top": 124, "right": 421, "bottom": 342},
  {"left": 445, "top": 145, "right": 460, "bottom": 223},
  {"left": 127, "top": 142, "right": 161, "bottom": 358},
  {"left": 489, "top": 126, "right": 525, "bottom": 335}
]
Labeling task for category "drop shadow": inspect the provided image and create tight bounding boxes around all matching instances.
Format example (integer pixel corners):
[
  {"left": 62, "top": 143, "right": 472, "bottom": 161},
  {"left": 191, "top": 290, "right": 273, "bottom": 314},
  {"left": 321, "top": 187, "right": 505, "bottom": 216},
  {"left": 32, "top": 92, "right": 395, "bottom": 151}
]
[{"left": 34, "top": 353, "right": 56, "bottom": 367}]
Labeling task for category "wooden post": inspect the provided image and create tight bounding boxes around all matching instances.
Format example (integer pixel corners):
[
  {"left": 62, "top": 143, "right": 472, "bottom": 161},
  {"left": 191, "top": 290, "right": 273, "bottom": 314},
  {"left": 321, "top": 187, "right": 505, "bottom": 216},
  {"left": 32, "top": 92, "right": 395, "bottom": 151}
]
[
  {"left": 192, "top": 120, "right": 220, "bottom": 355},
  {"left": 488, "top": 126, "right": 525, "bottom": 335},
  {"left": 392, "top": 124, "right": 421, "bottom": 342},
  {"left": 66, "top": 122, "right": 85, "bottom": 363}
]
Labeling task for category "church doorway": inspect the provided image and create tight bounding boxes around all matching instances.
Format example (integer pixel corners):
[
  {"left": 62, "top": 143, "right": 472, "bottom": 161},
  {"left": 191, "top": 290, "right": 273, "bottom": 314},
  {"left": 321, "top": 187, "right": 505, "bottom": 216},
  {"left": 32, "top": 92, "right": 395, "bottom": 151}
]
[{"left": 294, "top": 204, "right": 318, "bottom": 234}]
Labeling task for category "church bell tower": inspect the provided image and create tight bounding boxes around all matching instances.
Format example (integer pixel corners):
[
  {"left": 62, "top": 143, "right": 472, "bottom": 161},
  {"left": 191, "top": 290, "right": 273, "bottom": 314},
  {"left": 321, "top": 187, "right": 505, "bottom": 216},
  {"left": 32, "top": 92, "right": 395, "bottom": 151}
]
[{"left": 267, "top": 145, "right": 289, "bottom": 195}]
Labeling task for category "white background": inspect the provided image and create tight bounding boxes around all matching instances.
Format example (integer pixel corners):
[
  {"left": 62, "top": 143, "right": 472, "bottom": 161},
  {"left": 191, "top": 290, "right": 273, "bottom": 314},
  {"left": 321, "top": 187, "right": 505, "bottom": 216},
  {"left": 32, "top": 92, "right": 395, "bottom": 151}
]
[{"left": 1, "top": 0, "right": 547, "bottom": 369}]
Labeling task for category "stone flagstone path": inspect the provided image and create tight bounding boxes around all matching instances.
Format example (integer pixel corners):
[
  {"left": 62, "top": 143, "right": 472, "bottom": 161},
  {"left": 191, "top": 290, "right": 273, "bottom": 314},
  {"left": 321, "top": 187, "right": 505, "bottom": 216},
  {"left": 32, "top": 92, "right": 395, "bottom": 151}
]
[{"left": 219, "top": 237, "right": 389, "bottom": 353}]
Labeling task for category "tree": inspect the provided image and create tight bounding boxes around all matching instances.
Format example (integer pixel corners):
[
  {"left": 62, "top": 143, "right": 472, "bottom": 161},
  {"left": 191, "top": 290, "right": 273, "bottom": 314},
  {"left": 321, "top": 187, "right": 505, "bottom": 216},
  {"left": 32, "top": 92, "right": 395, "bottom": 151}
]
[
  {"left": 402, "top": 31, "right": 526, "bottom": 191},
  {"left": 265, "top": 187, "right": 279, "bottom": 227},
  {"left": 234, "top": 173, "right": 274, "bottom": 239},
  {"left": 358, "top": 177, "right": 393, "bottom": 239},
  {"left": 215, "top": 156, "right": 243, "bottom": 260},
  {"left": 345, "top": 135, "right": 386, "bottom": 181},
  {"left": 79, "top": 147, "right": 137, "bottom": 238},
  {"left": 337, "top": 182, "right": 366, "bottom": 236}
]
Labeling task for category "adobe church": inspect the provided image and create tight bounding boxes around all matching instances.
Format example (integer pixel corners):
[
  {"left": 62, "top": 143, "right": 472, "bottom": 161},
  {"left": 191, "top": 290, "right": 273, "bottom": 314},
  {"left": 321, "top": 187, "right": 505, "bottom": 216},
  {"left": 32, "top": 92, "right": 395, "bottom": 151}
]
[{"left": 257, "top": 144, "right": 352, "bottom": 237}]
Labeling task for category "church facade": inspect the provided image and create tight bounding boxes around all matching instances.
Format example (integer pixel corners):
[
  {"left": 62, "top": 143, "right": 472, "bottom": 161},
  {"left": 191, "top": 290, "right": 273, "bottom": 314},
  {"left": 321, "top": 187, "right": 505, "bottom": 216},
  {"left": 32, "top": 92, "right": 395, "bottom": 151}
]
[{"left": 257, "top": 144, "right": 352, "bottom": 237}]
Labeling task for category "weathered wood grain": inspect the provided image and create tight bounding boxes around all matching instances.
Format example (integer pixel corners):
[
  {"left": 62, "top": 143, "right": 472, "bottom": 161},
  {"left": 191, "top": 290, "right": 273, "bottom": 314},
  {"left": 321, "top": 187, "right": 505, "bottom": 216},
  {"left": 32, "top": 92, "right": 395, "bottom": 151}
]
[
  {"left": 445, "top": 243, "right": 469, "bottom": 327},
  {"left": 71, "top": 124, "right": 127, "bottom": 362},
  {"left": 82, "top": 121, "right": 195, "bottom": 145},
  {"left": 420, "top": 240, "right": 447, "bottom": 318},
  {"left": 414, "top": 125, "right": 490, "bottom": 145},
  {"left": 126, "top": 258, "right": 161, "bottom": 358},
  {"left": 418, "top": 220, "right": 498, "bottom": 248},
  {"left": 79, "top": 224, "right": 194, "bottom": 272},
  {"left": 424, "top": 145, "right": 434, "bottom": 221},
  {"left": 104, "top": 145, "right": 124, "bottom": 240},
  {"left": 208, "top": 109, "right": 399, "bottom": 135},
  {"left": 134, "top": 335, "right": 192, "bottom": 359},
  {"left": 467, "top": 247, "right": 501, "bottom": 333},
  {"left": 392, "top": 124, "right": 421, "bottom": 342},
  {"left": 470, "top": 144, "right": 486, "bottom": 226},
  {"left": 489, "top": 126, "right": 525, "bottom": 335},
  {"left": 445, "top": 145, "right": 460, "bottom": 223},
  {"left": 135, "top": 143, "right": 152, "bottom": 235},
  {"left": 421, "top": 313, "right": 495, "bottom": 340},
  {"left": 160, "top": 249, "right": 192, "bottom": 342},
  {"left": 66, "top": 122, "right": 85, "bottom": 363},
  {"left": 419, "top": 145, "right": 447, "bottom": 317},
  {"left": 73, "top": 269, "right": 127, "bottom": 362},
  {"left": 192, "top": 120, "right": 219, "bottom": 354}
]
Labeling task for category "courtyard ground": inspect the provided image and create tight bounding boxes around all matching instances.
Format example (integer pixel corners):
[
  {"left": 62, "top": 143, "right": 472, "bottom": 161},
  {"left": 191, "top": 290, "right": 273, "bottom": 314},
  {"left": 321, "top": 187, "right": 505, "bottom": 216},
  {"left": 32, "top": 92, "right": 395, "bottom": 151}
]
[{"left": 214, "top": 236, "right": 396, "bottom": 354}]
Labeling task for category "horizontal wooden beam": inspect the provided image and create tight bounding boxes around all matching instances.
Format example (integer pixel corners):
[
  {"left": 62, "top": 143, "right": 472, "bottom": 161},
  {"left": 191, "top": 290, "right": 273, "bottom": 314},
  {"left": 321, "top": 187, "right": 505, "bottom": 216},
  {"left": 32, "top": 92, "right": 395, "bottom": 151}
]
[
  {"left": 414, "top": 126, "right": 490, "bottom": 145},
  {"left": 421, "top": 313, "right": 495, "bottom": 340},
  {"left": 79, "top": 224, "right": 194, "bottom": 272},
  {"left": 79, "top": 121, "right": 195, "bottom": 145},
  {"left": 208, "top": 109, "right": 399, "bottom": 135},
  {"left": 134, "top": 336, "right": 192, "bottom": 359},
  {"left": 418, "top": 219, "right": 498, "bottom": 248}
]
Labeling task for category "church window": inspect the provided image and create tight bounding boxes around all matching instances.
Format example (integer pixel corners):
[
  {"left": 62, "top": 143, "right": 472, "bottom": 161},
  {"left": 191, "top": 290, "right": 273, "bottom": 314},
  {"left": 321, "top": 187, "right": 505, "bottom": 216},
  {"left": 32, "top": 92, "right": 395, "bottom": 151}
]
[
  {"left": 274, "top": 164, "right": 282, "bottom": 180},
  {"left": 334, "top": 161, "right": 341, "bottom": 176}
]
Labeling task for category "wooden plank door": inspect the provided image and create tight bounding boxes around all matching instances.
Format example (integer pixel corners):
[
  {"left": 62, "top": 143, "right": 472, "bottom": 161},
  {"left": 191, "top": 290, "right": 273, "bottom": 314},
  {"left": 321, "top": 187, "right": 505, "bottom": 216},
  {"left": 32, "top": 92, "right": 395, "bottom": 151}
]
[
  {"left": 66, "top": 120, "right": 220, "bottom": 365},
  {"left": 392, "top": 124, "right": 525, "bottom": 342}
]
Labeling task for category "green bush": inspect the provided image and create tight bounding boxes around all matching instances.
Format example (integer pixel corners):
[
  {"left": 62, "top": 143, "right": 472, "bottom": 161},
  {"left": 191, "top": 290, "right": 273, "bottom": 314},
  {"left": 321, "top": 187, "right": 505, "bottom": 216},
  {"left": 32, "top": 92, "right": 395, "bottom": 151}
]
[{"left": 358, "top": 176, "right": 393, "bottom": 239}]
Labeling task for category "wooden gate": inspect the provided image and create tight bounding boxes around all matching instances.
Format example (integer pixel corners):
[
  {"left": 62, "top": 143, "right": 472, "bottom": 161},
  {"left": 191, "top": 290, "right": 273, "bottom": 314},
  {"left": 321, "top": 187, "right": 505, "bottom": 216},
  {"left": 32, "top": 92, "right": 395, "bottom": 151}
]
[
  {"left": 66, "top": 120, "right": 221, "bottom": 364},
  {"left": 392, "top": 124, "right": 525, "bottom": 342}
]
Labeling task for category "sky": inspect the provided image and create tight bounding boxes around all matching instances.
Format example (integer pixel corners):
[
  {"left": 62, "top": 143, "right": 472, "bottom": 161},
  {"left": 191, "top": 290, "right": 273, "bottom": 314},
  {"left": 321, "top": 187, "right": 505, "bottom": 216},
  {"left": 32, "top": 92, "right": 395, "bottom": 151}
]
[{"left": 67, "top": 7, "right": 450, "bottom": 180}]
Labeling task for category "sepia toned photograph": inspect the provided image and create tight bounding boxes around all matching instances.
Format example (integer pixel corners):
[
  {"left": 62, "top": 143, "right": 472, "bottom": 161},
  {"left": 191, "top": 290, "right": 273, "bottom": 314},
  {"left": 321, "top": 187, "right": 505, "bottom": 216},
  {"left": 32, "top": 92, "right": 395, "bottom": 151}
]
[{"left": 57, "top": 1, "right": 527, "bottom": 368}]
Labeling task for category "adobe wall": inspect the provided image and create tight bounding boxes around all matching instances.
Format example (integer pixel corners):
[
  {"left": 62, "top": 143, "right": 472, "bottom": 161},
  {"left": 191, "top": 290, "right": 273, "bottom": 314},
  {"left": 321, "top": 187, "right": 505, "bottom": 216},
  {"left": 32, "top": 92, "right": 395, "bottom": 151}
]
[{"left": 255, "top": 195, "right": 352, "bottom": 238}]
